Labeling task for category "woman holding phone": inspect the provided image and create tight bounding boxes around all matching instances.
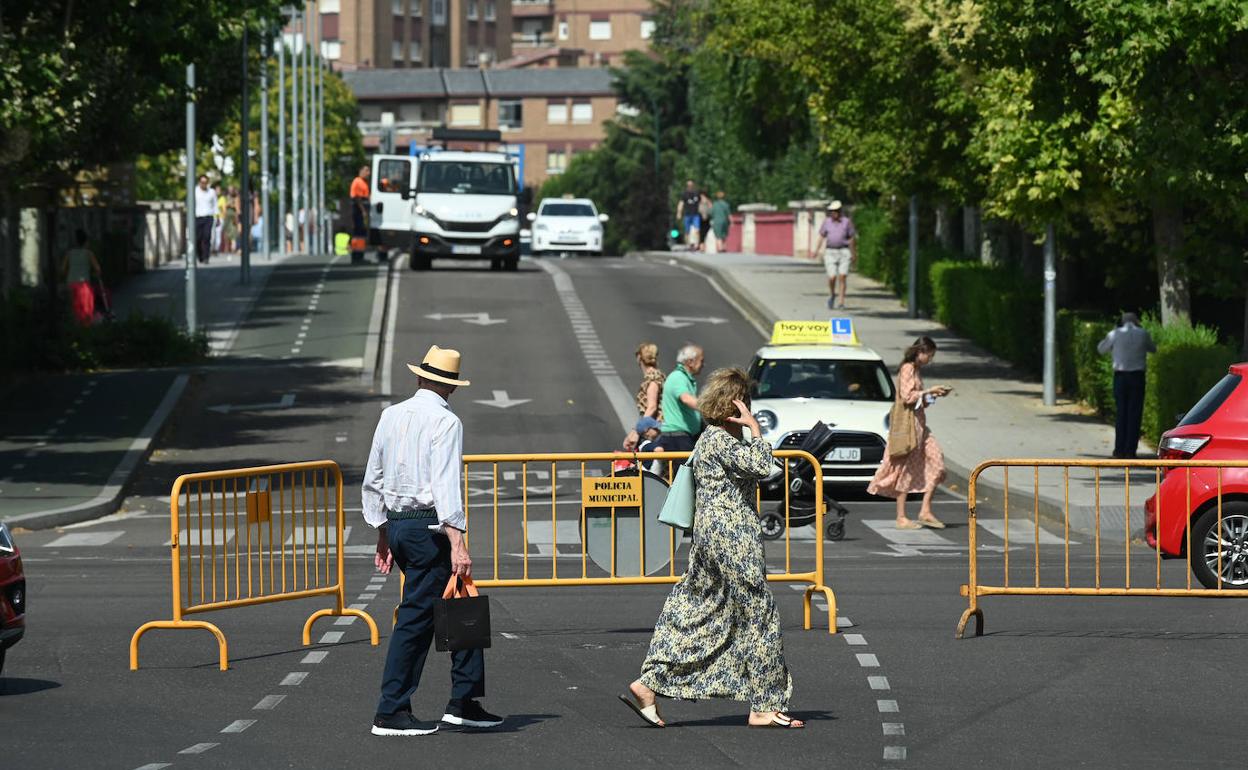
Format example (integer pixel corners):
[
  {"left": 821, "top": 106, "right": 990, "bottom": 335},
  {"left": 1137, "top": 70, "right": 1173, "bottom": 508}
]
[{"left": 869, "top": 336, "right": 951, "bottom": 529}]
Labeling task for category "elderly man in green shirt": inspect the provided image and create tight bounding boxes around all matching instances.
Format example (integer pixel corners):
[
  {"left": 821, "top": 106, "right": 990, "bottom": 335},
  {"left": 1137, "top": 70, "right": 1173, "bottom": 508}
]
[{"left": 658, "top": 344, "right": 705, "bottom": 454}]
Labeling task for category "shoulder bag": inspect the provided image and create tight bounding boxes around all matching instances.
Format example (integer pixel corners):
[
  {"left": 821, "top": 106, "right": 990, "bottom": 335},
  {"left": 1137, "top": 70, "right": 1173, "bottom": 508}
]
[
  {"left": 887, "top": 392, "right": 920, "bottom": 460},
  {"left": 658, "top": 447, "right": 698, "bottom": 531}
]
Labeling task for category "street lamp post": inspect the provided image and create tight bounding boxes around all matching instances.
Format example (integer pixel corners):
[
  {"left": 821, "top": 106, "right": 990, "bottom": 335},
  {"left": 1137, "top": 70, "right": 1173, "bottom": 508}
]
[
  {"left": 908, "top": 195, "right": 919, "bottom": 319},
  {"left": 260, "top": 38, "right": 270, "bottom": 260},
  {"left": 278, "top": 28, "right": 286, "bottom": 255},
  {"left": 291, "top": 11, "right": 300, "bottom": 253},
  {"left": 185, "top": 63, "right": 198, "bottom": 334},
  {"left": 240, "top": 21, "right": 251, "bottom": 285},
  {"left": 1043, "top": 223, "right": 1057, "bottom": 406},
  {"left": 301, "top": 9, "right": 311, "bottom": 252}
]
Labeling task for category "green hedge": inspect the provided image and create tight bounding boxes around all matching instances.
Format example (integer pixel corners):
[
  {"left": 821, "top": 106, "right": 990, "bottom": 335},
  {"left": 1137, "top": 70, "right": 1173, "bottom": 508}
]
[
  {"left": 929, "top": 261, "right": 1044, "bottom": 373},
  {"left": 855, "top": 206, "right": 966, "bottom": 314}
]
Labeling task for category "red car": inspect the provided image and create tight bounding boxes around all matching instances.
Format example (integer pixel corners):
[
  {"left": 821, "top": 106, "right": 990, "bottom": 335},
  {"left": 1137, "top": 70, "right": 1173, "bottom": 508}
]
[
  {"left": 0, "top": 521, "right": 25, "bottom": 675},
  {"left": 1145, "top": 363, "right": 1248, "bottom": 588}
]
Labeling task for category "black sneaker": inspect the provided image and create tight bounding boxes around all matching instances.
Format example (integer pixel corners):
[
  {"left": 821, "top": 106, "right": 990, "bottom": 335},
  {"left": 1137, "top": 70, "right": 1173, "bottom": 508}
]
[
  {"left": 371, "top": 712, "right": 439, "bottom": 736},
  {"left": 442, "top": 699, "right": 503, "bottom": 728}
]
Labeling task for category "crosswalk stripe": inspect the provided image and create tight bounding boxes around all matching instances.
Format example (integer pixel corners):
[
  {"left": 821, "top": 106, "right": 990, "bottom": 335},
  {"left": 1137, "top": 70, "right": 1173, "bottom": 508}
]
[
  {"left": 44, "top": 531, "right": 125, "bottom": 547},
  {"left": 977, "top": 519, "right": 1073, "bottom": 545},
  {"left": 862, "top": 520, "right": 958, "bottom": 546}
]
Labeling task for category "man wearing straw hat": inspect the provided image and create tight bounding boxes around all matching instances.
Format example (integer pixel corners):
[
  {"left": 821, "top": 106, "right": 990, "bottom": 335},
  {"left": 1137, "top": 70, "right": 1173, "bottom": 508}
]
[{"left": 362, "top": 345, "right": 503, "bottom": 736}]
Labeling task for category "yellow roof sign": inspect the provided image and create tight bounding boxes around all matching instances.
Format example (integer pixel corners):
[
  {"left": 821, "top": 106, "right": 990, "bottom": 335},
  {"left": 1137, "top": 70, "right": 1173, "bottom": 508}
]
[{"left": 770, "top": 318, "right": 860, "bottom": 346}]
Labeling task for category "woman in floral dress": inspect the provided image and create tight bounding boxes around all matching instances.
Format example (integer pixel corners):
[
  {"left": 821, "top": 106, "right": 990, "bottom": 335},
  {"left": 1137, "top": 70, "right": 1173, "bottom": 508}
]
[
  {"left": 868, "top": 336, "right": 951, "bottom": 529},
  {"left": 620, "top": 368, "right": 804, "bottom": 729}
]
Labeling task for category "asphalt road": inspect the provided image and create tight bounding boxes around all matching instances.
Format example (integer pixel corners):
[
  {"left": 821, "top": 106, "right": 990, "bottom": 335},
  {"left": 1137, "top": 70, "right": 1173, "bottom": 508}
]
[{"left": 5, "top": 254, "right": 1248, "bottom": 768}]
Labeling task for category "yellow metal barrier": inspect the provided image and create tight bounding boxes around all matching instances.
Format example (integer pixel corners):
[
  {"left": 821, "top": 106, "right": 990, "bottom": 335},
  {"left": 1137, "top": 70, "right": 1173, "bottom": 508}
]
[
  {"left": 130, "top": 460, "right": 380, "bottom": 670},
  {"left": 393, "top": 450, "right": 838, "bottom": 633},
  {"left": 958, "top": 459, "right": 1248, "bottom": 639}
]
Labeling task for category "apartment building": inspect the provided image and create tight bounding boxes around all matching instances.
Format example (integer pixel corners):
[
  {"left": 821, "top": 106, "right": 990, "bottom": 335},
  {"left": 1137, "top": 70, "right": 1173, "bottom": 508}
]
[
  {"left": 312, "top": 0, "right": 512, "bottom": 70},
  {"left": 342, "top": 67, "right": 616, "bottom": 187},
  {"left": 510, "top": 0, "right": 654, "bottom": 67}
]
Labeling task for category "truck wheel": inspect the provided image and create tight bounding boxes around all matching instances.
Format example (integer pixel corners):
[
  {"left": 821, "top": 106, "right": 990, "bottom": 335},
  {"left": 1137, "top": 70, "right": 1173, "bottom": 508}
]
[
  {"left": 504, "top": 256, "right": 519, "bottom": 271},
  {"left": 490, "top": 258, "right": 502, "bottom": 271},
  {"left": 410, "top": 254, "right": 431, "bottom": 271},
  {"left": 1191, "top": 502, "right": 1248, "bottom": 588}
]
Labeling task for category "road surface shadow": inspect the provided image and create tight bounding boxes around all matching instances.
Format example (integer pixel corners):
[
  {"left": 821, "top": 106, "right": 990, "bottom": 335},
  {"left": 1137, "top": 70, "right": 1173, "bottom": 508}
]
[
  {"left": 984, "top": 629, "right": 1248, "bottom": 641},
  {"left": 667, "top": 709, "right": 837, "bottom": 728},
  {"left": 441, "top": 713, "right": 558, "bottom": 734},
  {"left": 0, "top": 677, "right": 62, "bottom": 696}
]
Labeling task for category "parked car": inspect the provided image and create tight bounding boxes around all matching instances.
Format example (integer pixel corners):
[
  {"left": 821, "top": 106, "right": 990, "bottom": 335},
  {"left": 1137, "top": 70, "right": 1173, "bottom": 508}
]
[
  {"left": 1144, "top": 363, "right": 1248, "bottom": 588},
  {"left": 0, "top": 521, "right": 26, "bottom": 675},
  {"left": 527, "top": 197, "right": 608, "bottom": 257}
]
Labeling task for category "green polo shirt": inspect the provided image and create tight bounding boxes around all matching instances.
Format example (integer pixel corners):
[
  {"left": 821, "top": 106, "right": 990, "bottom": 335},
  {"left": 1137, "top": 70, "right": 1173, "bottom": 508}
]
[{"left": 660, "top": 364, "right": 700, "bottom": 434}]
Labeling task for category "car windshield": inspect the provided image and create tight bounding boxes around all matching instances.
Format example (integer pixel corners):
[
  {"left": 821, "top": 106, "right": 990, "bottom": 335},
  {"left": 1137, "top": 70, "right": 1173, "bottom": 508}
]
[
  {"left": 418, "top": 161, "right": 516, "bottom": 195},
  {"left": 542, "top": 203, "right": 595, "bottom": 217},
  {"left": 1178, "top": 374, "right": 1241, "bottom": 427},
  {"left": 749, "top": 358, "right": 895, "bottom": 401}
]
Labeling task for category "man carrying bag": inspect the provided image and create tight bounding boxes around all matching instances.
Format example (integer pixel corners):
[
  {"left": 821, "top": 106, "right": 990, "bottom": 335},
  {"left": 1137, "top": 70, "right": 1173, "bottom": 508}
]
[{"left": 362, "top": 345, "right": 503, "bottom": 736}]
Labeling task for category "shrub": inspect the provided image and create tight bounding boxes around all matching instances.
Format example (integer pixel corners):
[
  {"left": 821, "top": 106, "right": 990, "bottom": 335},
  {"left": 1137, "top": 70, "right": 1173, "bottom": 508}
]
[
  {"left": 55, "top": 313, "right": 209, "bottom": 370},
  {"left": 1142, "top": 318, "right": 1236, "bottom": 445},
  {"left": 929, "top": 261, "right": 1043, "bottom": 373}
]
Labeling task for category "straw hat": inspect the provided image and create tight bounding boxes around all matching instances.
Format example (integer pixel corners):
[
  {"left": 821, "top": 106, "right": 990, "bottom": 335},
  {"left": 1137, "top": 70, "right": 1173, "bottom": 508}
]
[
  {"left": 407, "top": 345, "right": 471, "bottom": 387},
  {"left": 827, "top": 200, "right": 843, "bottom": 211}
]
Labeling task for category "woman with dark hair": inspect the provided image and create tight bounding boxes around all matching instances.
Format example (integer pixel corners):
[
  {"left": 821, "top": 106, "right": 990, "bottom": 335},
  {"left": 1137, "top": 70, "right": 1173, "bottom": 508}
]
[
  {"left": 620, "top": 368, "right": 804, "bottom": 730},
  {"left": 60, "top": 229, "right": 102, "bottom": 326},
  {"left": 869, "top": 336, "right": 951, "bottom": 529}
]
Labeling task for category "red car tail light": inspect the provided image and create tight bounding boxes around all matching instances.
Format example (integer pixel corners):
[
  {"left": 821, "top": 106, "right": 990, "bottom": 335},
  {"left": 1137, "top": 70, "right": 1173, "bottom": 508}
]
[{"left": 1158, "top": 435, "right": 1210, "bottom": 460}]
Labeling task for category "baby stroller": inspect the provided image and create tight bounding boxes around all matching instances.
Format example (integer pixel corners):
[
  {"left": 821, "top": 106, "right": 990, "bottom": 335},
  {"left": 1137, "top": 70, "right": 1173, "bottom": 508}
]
[{"left": 759, "top": 421, "right": 850, "bottom": 541}]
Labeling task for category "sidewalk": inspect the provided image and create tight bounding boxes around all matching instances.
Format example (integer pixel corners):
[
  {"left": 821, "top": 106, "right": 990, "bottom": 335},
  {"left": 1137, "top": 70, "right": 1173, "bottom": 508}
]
[
  {"left": 641, "top": 249, "right": 1143, "bottom": 537},
  {"left": 0, "top": 252, "right": 302, "bottom": 530}
]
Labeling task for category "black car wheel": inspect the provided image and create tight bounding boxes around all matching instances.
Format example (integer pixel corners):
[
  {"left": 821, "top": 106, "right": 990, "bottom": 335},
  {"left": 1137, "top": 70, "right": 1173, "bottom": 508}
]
[
  {"left": 1191, "top": 502, "right": 1248, "bottom": 588},
  {"left": 504, "top": 256, "right": 519, "bottom": 271},
  {"left": 760, "top": 513, "right": 785, "bottom": 541},
  {"left": 410, "top": 253, "right": 431, "bottom": 271}
]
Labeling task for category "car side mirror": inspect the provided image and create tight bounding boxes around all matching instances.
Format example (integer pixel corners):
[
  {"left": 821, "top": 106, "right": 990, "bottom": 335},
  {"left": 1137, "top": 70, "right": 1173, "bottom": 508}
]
[
  {"left": 526, "top": 212, "right": 536, "bottom": 222},
  {"left": 598, "top": 213, "right": 610, "bottom": 223}
]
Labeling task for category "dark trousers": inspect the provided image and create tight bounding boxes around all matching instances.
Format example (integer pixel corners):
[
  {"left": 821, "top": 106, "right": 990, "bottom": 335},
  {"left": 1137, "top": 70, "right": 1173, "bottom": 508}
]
[
  {"left": 1113, "top": 370, "right": 1146, "bottom": 458},
  {"left": 351, "top": 205, "right": 367, "bottom": 262},
  {"left": 377, "top": 518, "right": 485, "bottom": 717},
  {"left": 194, "top": 216, "right": 214, "bottom": 263},
  {"left": 656, "top": 431, "right": 696, "bottom": 478}
]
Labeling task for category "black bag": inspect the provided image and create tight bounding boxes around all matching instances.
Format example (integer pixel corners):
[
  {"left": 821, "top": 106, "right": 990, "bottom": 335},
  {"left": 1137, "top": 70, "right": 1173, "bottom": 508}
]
[{"left": 433, "top": 575, "right": 492, "bottom": 652}]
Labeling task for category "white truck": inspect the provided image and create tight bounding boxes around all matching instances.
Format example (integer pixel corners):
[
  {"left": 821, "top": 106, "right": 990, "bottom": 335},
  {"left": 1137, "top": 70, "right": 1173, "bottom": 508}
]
[{"left": 367, "top": 153, "right": 419, "bottom": 262}]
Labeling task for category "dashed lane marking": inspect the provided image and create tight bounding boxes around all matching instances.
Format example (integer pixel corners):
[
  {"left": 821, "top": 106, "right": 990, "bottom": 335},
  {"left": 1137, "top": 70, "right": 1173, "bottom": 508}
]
[
  {"left": 318, "top": 632, "right": 344, "bottom": 644},
  {"left": 178, "top": 744, "right": 219, "bottom": 755},
  {"left": 884, "top": 746, "right": 907, "bottom": 761},
  {"left": 134, "top": 764, "right": 171, "bottom": 770},
  {"left": 868, "top": 676, "right": 890, "bottom": 690},
  {"left": 844, "top": 634, "right": 868, "bottom": 646},
  {"left": 301, "top": 651, "right": 329, "bottom": 664},
  {"left": 856, "top": 654, "right": 880, "bottom": 668},
  {"left": 877, "top": 700, "right": 899, "bottom": 713},
  {"left": 253, "top": 695, "right": 286, "bottom": 710},
  {"left": 221, "top": 720, "right": 256, "bottom": 734},
  {"left": 280, "top": 672, "right": 309, "bottom": 686},
  {"left": 334, "top": 616, "right": 358, "bottom": 626},
  {"left": 884, "top": 723, "right": 906, "bottom": 736}
]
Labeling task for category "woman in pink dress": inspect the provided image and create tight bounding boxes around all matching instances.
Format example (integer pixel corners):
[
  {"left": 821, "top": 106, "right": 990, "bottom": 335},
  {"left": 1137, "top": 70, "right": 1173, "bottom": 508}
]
[{"left": 868, "top": 336, "right": 952, "bottom": 529}]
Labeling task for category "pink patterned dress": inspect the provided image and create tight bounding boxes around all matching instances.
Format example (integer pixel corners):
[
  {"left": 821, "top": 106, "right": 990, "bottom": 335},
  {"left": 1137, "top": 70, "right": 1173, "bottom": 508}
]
[{"left": 868, "top": 362, "right": 946, "bottom": 497}]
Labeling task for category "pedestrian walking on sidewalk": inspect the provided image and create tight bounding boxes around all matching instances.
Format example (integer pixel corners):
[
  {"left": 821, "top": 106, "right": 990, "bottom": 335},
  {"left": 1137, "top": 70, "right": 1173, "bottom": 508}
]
[
  {"left": 697, "top": 190, "right": 713, "bottom": 251},
  {"left": 676, "top": 180, "right": 703, "bottom": 250},
  {"left": 620, "top": 368, "right": 805, "bottom": 730},
  {"left": 350, "top": 165, "right": 372, "bottom": 264},
  {"left": 658, "top": 344, "right": 704, "bottom": 455},
  {"left": 869, "top": 336, "right": 951, "bottom": 530},
  {"left": 707, "top": 191, "right": 731, "bottom": 254},
  {"left": 193, "top": 175, "right": 217, "bottom": 264},
  {"left": 811, "top": 201, "right": 857, "bottom": 309},
  {"left": 362, "top": 345, "right": 503, "bottom": 736},
  {"left": 222, "top": 189, "right": 240, "bottom": 254},
  {"left": 210, "top": 181, "right": 225, "bottom": 254},
  {"left": 61, "top": 229, "right": 102, "bottom": 326},
  {"left": 1097, "top": 312, "right": 1156, "bottom": 459}
]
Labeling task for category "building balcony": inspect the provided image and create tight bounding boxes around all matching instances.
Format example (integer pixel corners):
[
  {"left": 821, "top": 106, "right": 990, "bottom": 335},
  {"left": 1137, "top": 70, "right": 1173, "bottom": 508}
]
[
  {"left": 512, "top": 0, "right": 554, "bottom": 18},
  {"left": 512, "top": 31, "right": 555, "bottom": 48}
]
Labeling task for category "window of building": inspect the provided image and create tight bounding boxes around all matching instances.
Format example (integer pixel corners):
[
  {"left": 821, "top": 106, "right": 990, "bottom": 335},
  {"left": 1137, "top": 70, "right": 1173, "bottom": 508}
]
[
  {"left": 449, "top": 103, "right": 481, "bottom": 126},
  {"left": 411, "top": 0, "right": 422, "bottom": 16},
  {"left": 546, "top": 101, "right": 568, "bottom": 125},
  {"left": 640, "top": 19, "right": 656, "bottom": 39},
  {"left": 558, "top": 18, "right": 569, "bottom": 40},
  {"left": 485, "top": 0, "right": 496, "bottom": 21},
  {"left": 547, "top": 149, "right": 568, "bottom": 174},
  {"left": 391, "top": 0, "right": 404, "bottom": 14},
  {"left": 467, "top": 0, "right": 478, "bottom": 20},
  {"left": 321, "top": 0, "right": 341, "bottom": 12},
  {"left": 432, "top": 0, "right": 446, "bottom": 25},
  {"left": 466, "top": 45, "right": 479, "bottom": 66},
  {"left": 321, "top": 40, "right": 342, "bottom": 60},
  {"left": 499, "top": 100, "right": 522, "bottom": 130},
  {"left": 410, "top": 41, "right": 422, "bottom": 62},
  {"left": 589, "top": 19, "right": 612, "bottom": 40},
  {"left": 571, "top": 101, "right": 593, "bottom": 124},
  {"left": 391, "top": 40, "right": 403, "bottom": 63}
]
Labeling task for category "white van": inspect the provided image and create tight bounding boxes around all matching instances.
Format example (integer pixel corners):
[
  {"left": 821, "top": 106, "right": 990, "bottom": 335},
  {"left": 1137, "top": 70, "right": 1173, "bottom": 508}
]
[
  {"left": 368, "top": 154, "right": 418, "bottom": 261},
  {"left": 401, "top": 150, "right": 524, "bottom": 271}
]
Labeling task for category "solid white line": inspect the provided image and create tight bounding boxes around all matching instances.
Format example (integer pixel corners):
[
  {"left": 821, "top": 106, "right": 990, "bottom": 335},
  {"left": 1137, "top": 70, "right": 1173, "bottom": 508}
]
[
  {"left": 844, "top": 633, "right": 868, "bottom": 646},
  {"left": 319, "top": 631, "right": 344, "bottom": 644},
  {"left": 178, "top": 743, "right": 219, "bottom": 755},
  {"left": 380, "top": 254, "right": 405, "bottom": 397},
  {"left": 884, "top": 746, "right": 907, "bottom": 760},
  {"left": 868, "top": 676, "right": 890, "bottom": 690},
  {"left": 280, "top": 672, "right": 309, "bottom": 686},
  {"left": 221, "top": 720, "right": 256, "bottom": 733},
  {"left": 301, "top": 651, "right": 329, "bottom": 664},
  {"left": 361, "top": 259, "right": 389, "bottom": 383},
  {"left": 877, "top": 699, "right": 899, "bottom": 713},
  {"left": 883, "top": 723, "right": 905, "bottom": 736},
  {"left": 253, "top": 694, "right": 286, "bottom": 710},
  {"left": 856, "top": 653, "right": 880, "bottom": 668}
]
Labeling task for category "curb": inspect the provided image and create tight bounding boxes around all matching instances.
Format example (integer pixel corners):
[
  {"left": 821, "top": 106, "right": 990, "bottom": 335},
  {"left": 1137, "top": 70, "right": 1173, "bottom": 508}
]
[{"left": 3, "top": 374, "right": 190, "bottom": 531}]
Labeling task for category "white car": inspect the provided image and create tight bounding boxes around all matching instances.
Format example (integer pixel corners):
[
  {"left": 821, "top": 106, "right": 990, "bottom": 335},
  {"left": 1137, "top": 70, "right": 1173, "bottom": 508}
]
[
  {"left": 527, "top": 198, "right": 608, "bottom": 256},
  {"left": 747, "top": 343, "right": 895, "bottom": 485}
]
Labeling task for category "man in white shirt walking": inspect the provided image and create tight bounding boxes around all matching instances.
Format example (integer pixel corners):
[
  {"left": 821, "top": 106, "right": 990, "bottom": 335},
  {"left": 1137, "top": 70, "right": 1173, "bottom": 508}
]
[
  {"left": 1097, "top": 312, "right": 1156, "bottom": 458},
  {"left": 362, "top": 345, "right": 502, "bottom": 736},
  {"left": 193, "top": 175, "right": 217, "bottom": 264}
]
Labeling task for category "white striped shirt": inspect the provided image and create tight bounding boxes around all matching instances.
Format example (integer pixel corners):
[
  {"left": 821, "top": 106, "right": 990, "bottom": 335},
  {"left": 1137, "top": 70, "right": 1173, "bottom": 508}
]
[{"left": 361, "top": 389, "right": 466, "bottom": 531}]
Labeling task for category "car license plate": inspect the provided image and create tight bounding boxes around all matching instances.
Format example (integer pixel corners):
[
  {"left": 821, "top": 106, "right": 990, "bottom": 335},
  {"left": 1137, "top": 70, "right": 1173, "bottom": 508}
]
[
  {"left": 450, "top": 244, "right": 482, "bottom": 255},
  {"left": 828, "top": 447, "right": 861, "bottom": 463}
]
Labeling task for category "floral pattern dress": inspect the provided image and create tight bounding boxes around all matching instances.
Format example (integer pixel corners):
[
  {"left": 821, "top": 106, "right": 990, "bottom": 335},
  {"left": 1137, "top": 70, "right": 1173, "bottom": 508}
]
[
  {"left": 639, "top": 426, "right": 794, "bottom": 712},
  {"left": 868, "top": 362, "right": 946, "bottom": 496},
  {"left": 635, "top": 368, "right": 665, "bottom": 420}
]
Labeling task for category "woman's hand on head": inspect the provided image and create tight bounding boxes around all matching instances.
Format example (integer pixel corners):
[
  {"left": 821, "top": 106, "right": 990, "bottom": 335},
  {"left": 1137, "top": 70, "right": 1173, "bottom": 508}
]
[{"left": 726, "top": 399, "right": 761, "bottom": 436}]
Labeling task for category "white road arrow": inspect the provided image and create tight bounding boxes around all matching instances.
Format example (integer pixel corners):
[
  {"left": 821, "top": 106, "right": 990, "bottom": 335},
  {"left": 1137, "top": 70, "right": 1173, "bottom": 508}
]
[
  {"left": 207, "top": 393, "right": 296, "bottom": 415},
  {"left": 424, "top": 312, "right": 508, "bottom": 326},
  {"left": 473, "top": 390, "right": 532, "bottom": 409},
  {"left": 649, "top": 315, "right": 729, "bottom": 329}
]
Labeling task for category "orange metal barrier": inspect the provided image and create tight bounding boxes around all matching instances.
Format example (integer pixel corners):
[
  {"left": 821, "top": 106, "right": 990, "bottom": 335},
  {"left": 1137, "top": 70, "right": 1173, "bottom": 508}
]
[
  {"left": 958, "top": 459, "right": 1248, "bottom": 639},
  {"left": 130, "top": 460, "right": 379, "bottom": 670},
  {"left": 393, "top": 450, "right": 838, "bottom": 633}
]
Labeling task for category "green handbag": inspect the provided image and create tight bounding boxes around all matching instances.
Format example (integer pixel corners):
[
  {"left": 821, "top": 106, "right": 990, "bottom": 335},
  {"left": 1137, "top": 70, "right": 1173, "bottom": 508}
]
[{"left": 658, "top": 449, "right": 697, "bottom": 531}]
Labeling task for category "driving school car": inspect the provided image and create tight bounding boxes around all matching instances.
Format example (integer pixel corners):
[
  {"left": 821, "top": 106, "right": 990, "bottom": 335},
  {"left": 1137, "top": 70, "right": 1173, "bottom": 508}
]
[{"left": 749, "top": 320, "right": 895, "bottom": 488}]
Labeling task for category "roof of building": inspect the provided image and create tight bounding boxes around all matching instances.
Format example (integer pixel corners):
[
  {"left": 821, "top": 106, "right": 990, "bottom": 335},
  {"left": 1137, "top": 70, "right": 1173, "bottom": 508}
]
[{"left": 342, "top": 67, "right": 615, "bottom": 100}]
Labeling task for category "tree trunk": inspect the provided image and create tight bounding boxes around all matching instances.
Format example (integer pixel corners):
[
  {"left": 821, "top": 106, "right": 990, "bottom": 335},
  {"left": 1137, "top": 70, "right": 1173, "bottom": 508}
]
[
  {"left": 934, "top": 203, "right": 955, "bottom": 251},
  {"left": 1152, "top": 200, "right": 1190, "bottom": 326},
  {"left": 962, "top": 206, "right": 979, "bottom": 260}
]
